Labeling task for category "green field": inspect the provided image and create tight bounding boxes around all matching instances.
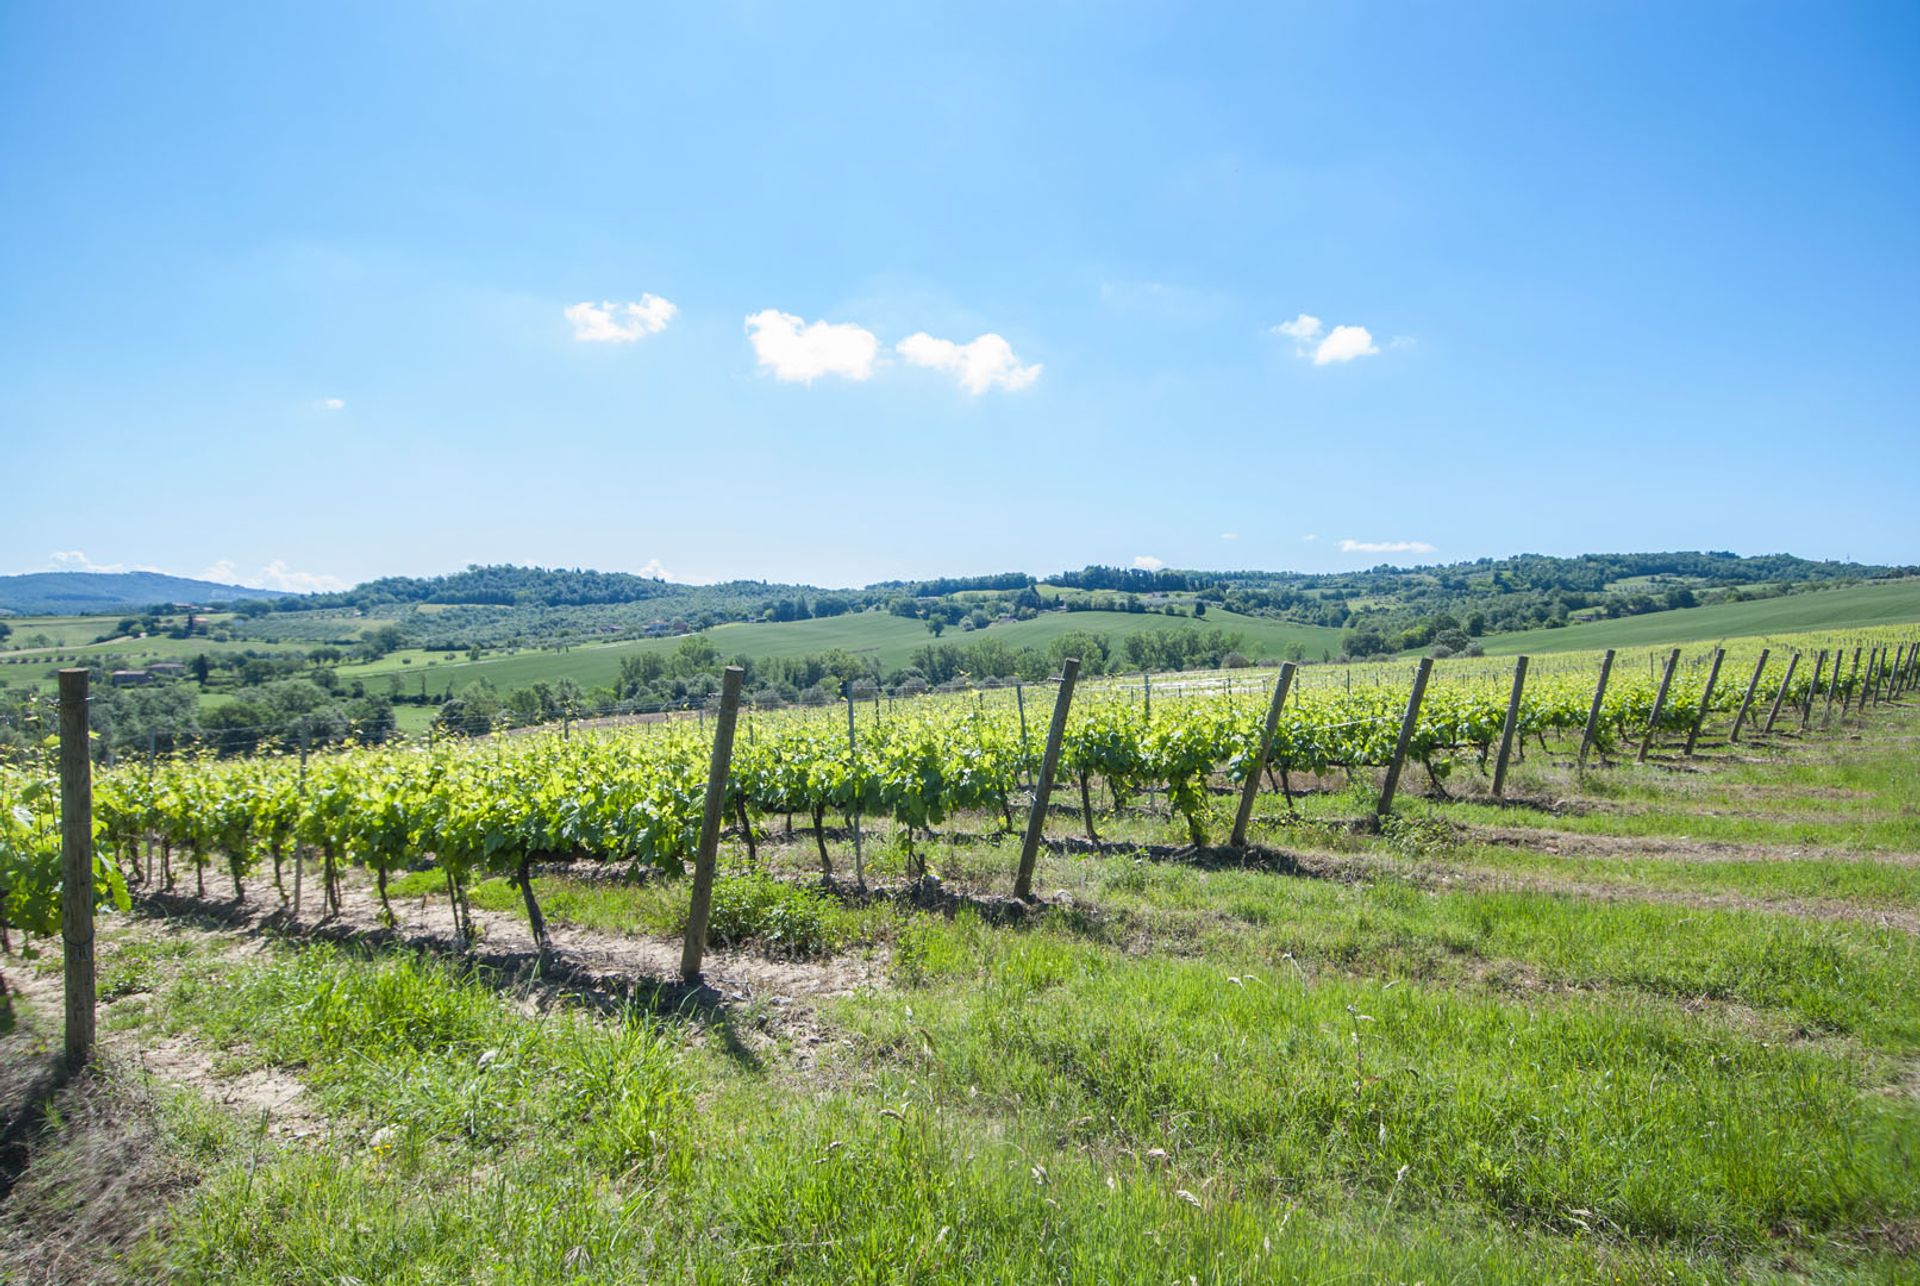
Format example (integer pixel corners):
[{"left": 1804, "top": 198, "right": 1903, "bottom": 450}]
[
  {"left": 333, "top": 608, "right": 1349, "bottom": 697},
  {"left": 7, "top": 667, "right": 1918, "bottom": 1280},
  {"left": 1477, "top": 577, "right": 1920, "bottom": 655}
]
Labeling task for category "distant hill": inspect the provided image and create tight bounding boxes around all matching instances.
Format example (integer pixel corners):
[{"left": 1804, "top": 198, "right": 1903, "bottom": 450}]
[{"left": 0, "top": 571, "right": 293, "bottom": 615}]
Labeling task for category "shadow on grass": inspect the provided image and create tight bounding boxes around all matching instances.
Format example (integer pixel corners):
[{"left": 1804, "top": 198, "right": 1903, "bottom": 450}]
[{"left": 130, "top": 892, "right": 767, "bottom": 1073}]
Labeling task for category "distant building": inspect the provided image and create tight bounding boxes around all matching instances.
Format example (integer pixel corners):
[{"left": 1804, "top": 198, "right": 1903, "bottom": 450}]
[{"left": 111, "top": 669, "right": 152, "bottom": 686}]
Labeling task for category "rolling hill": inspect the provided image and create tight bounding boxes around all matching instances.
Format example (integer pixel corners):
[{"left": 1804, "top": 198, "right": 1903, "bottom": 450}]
[{"left": 0, "top": 571, "right": 292, "bottom": 615}]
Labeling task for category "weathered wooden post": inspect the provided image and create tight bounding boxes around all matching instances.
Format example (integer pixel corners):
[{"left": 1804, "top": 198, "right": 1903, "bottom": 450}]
[
  {"left": 1799, "top": 650, "right": 1827, "bottom": 731},
  {"left": 1377, "top": 658, "right": 1434, "bottom": 819},
  {"left": 1578, "top": 649, "right": 1616, "bottom": 769},
  {"left": 292, "top": 729, "right": 308, "bottom": 917},
  {"left": 844, "top": 685, "right": 864, "bottom": 889},
  {"left": 1842, "top": 647, "right": 1863, "bottom": 712},
  {"left": 1014, "top": 659, "right": 1079, "bottom": 900},
  {"left": 1762, "top": 651, "right": 1800, "bottom": 735},
  {"left": 1683, "top": 648, "right": 1725, "bottom": 756},
  {"left": 1231, "top": 662, "right": 1297, "bottom": 849},
  {"left": 1014, "top": 682, "right": 1033, "bottom": 788},
  {"left": 1638, "top": 648, "right": 1682, "bottom": 763},
  {"left": 681, "top": 666, "right": 745, "bottom": 983},
  {"left": 1822, "top": 648, "right": 1847, "bottom": 726},
  {"left": 1728, "top": 649, "right": 1769, "bottom": 743},
  {"left": 1491, "top": 655, "right": 1529, "bottom": 798},
  {"left": 58, "top": 670, "right": 96, "bottom": 1067}
]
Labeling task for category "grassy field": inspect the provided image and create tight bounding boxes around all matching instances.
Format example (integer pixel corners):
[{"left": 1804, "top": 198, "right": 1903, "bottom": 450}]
[
  {"left": 333, "top": 607, "right": 1350, "bottom": 698},
  {"left": 3, "top": 673, "right": 1916, "bottom": 1280},
  {"left": 1478, "top": 577, "right": 1920, "bottom": 655}
]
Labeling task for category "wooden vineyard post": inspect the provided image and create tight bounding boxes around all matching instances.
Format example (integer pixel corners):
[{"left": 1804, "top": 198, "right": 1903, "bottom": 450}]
[
  {"left": 1682, "top": 649, "right": 1725, "bottom": 756},
  {"left": 1762, "top": 652, "right": 1800, "bottom": 735},
  {"left": 1377, "top": 657, "right": 1434, "bottom": 820},
  {"left": 1637, "top": 648, "right": 1682, "bottom": 763},
  {"left": 1800, "top": 650, "right": 1827, "bottom": 731},
  {"left": 1230, "top": 661, "right": 1297, "bottom": 849},
  {"left": 1728, "top": 649, "right": 1770, "bottom": 743},
  {"left": 1841, "top": 647, "right": 1863, "bottom": 713},
  {"left": 845, "top": 686, "right": 865, "bottom": 890},
  {"left": 292, "top": 730, "right": 308, "bottom": 917},
  {"left": 1014, "top": 659, "right": 1079, "bottom": 900},
  {"left": 1491, "top": 655, "right": 1529, "bottom": 799},
  {"left": 58, "top": 670, "right": 96, "bottom": 1067},
  {"left": 1822, "top": 649, "right": 1846, "bottom": 726},
  {"left": 1578, "top": 649, "right": 1616, "bottom": 769},
  {"left": 1014, "top": 682, "right": 1033, "bottom": 788},
  {"left": 680, "top": 666, "right": 744, "bottom": 984}
]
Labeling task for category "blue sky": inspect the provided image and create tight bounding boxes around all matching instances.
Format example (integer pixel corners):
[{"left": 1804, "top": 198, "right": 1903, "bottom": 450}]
[{"left": 2, "top": 2, "right": 1915, "bottom": 591}]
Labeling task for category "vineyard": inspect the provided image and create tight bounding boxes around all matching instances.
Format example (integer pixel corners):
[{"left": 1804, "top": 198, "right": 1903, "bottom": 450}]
[
  {"left": 1, "top": 624, "right": 1917, "bottom": 1281},
  {"left": 3, "top": 629, "right": 1912, "bottom": 959}
]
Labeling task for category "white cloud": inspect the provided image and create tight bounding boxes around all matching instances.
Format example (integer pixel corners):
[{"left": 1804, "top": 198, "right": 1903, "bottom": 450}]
[
  {"left": 1338, "top": 539, "right": 1436, "bottom": 555},
  {"left": 319, "top": 397, "right": 345, "bottom": 411},
  {"left": 1302, "top": 534, "right": 1319, "bottom": 542},
  {"left": 198, "top": 559, "right": 239, "bottom": 583},
  {"left": 251, "top": 560, "right": 348, "bottom": 593},
  {"left": 1219, "top": 532, "right": 1240, "bottom": 541},
  {"left": 636, "top": 558, "right": 673, "bottom": 582},
  {"left": 1271, "top": 313, "right": 1387, "bottom": 365},
  {"left": 1131, "top": 555, "right": 1165, "bottom": 571},
  {"left": 566, "top": 295, "right": 677, "bottom": 343},
  {"left": 897, "top": 331, "right": 1041, "bottom": 394},
  {"left": 1313, "top": 325, "right": 1379, "bottom": 366},
  {"left": 745, "top": 309, "right": 879, "bottom": 384}
]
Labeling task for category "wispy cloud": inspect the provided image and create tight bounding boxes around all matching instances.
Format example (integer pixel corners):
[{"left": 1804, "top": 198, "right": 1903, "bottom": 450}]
[
  {"left": 897, "top": 332, "right": 1041, "bottom": 394},
  {"left": 1219, "top": 532, "right": 1240, "bottom": 541},
  {"left": 41, "top": 550, "right": 160, "bottom": 575},
  {"left": 566, "top": 295, "right": 677, "bottom": 342},
  {"left": 1131, "top": 555, "right": 1165, "bottom": 570},
  {"left": 635, "top": 558, "right": 673, "bottom": 582},
  {"left": 1302, "top": 534, "right": 1319, "bottom": 542},
  {"left": 1339, "top": 539, "right": 1435, "bottom": 555},
  {"left": 745, "top": 309, "right": 879, "bottom": 384},
  {"left": 251, "top": 561, "right": 348, "bottom": 592},
  {"left": 318, "top": 397, "right": 345, "bottom": 411},
  {"left": 1313, "top": 325, "right": 1379, "bottom": 366},
  {"left": 1271, "top": 312, "right": 1385, "bottom": 365}
]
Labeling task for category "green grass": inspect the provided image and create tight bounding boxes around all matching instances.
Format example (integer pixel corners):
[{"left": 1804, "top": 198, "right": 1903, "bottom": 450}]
[
  {"left": 1477, "top": 578, "right": 1920, "bottom": 655},
  {"left": 16, "top": 689, "right": 1920, "bottom": 1281}
]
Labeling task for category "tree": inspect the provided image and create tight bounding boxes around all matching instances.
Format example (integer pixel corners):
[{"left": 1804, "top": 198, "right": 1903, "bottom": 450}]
[
  {"left": 0, "top": 621, "right": 10, "bottom": 643},
  {"left": 926, "top": 618, "right": 945, "bottom": 638},
  {"left": 1192, "top": 600, "right": 1207, "bottom": 618},
  {"left": 191, "top": 653, "right": 211, "bottom": 686}
]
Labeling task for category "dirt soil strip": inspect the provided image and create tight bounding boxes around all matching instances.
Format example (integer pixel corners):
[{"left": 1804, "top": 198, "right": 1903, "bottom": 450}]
[{"left": 1469, "top": 825, "right": 1920, "bottom": 866}]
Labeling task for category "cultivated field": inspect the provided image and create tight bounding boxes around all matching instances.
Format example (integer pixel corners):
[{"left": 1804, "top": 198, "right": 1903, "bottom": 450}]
[{"left": 1, "top": 625, "right": 1916, "bottom": 1281}]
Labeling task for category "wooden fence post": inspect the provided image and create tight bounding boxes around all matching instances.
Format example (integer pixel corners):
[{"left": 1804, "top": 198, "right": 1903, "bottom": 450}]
[
  {"left": 1014, "top": 682, "right": 1033, "bottom": 788},
  {"left": 1683, "top": 648, "right": 1725, "bottom": 756},
  {"left": 1761, "top": 652, "right": 1800, "bottom": 735},
  {"left": 1822, "top": 648, "right": 1847, "bottom": 726},
  {"left": 1799, "top": 650, "right": 1827, "bottom": 731},
  {"left": 681, "top": 666, "right": 745, "bottom": 983},
  {"left": 1638, "top": 648, "right": 1682, "bottom": 763},
  {"left": 1578, "top": 649, "right": 1616, "bottom": 769},
  {"left": 1231, "top": 661, "right": 1297, "bottom": 848},
  {"left": 292, "top": 730, "right": 308, "bottom": 917},
  {"left": 1491, "top": 655, "right": 1529, "bottom": 798},
  {"left": 1377, "top": 657, "right": 1434, "bottom": 819},
  {"left": 1015, "top": 659, "right": 1079, "bottom": 900},
  {"left": 58, "top": 669, "right": 96, "bottom": 1067},
  {"left": 1842, "top": 647, "right": 1863, "bottom": 712},
  {"left": 1728, "top": 648, "right": 1769, "bottom": 743},
  {"left": 845, "top": 686, "right": 865, "bottom": 890}
]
